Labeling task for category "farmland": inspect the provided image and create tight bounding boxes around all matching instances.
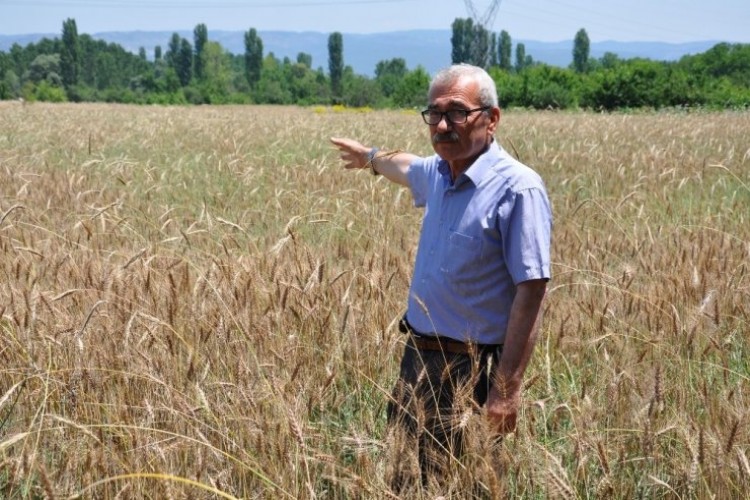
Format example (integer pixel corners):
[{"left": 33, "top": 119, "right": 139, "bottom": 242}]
[{"left": 1, "top": 102, "right": 749, "bottom": 498}]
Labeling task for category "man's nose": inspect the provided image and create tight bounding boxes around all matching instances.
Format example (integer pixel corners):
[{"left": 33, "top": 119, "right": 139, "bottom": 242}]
[{"left": 436, "top": 115, "right": 453, "bottom": 132}]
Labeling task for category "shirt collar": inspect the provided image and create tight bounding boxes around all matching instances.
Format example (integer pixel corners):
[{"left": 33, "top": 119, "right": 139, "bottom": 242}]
[{"left": 437, "top": 140, "right": 503, "bottom": 188}]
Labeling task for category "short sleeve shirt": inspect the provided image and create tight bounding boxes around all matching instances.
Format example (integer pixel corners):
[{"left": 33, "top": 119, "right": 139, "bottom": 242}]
[{"left": 405, "top": 140, "right": 552, "bottom": 344}]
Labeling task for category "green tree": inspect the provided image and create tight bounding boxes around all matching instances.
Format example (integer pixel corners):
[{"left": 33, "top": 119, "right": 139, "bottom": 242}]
[
  {"left": 34, "top": 79, "right": 67, "bottom": 102},
  {"left": 244, "top": 28, "right": 263, "bottom": 89},
  {"left": 660, "top": 64, "right": 702, "bottom": 107},
  {"left": 96, "top": 51, "right": 118, "bottom": 90},
  {"left": 177, "top": 38, "right": 193, "bottom": 86},
  {"left": 256, "top": 53, "right": 292, "bottom": 104},
  {"left": 599, "top": 51, "right": 620, "bottom": 69},
  {"left": 60, "top": 18, "right": 80, "bottom": 87},
  {"left": 489, "top": 66, "right": 523, "bottom": 106},
  {"left": 704, "top": 76, "right": 750, "bottom": 107},
  {"left": 515, "top": 43, "right": 526, "bottom": 72},
  {"left": 198, "top": 41, "right": 232, "bottom": 102},
  {"left": 75, "top": 34, "right": 149, "bottom": 92},
  {"left": 583, "top": 58, "right": 669, "bottom": 109},
  {"left": 523, "top": 64, "right": 578, "bottom": 109},
  {"left": 194, "top": 23, "right": 208, "bottom": 81},
  {"left": 9, "top": 43, "right": 27, "bottom": 78},
  {"left": 451, "top": 18, "right": 472, "bottom": 64},
  {"left": 296, "top": 52, "right": 312, "bottom": 69},
  {"left": 2, "top": 70, "right": 21, "bottom": 99},
  {"left": 451, "top": 18, "right": 490, "bottom": 67},
  {"left": 26, "top": 53, "right": 62, "bottom": 85},
  {"left": 343, "top": 68, "right": 381, "bottom": 107},
  {"left": 77, "top": 36, "right": 99, "bottom": 89},
  {"left": 375, "top": 57, "right": 407, "bottom": 99},
  {"left": 678, "top": 43, "right": 750, "bottom": 87},
  {"left": 392, "top": 66, "right": 430, "bottom": 108},
  {"left": 154, "top": 45, "right": 162, "bottom": 62},
  {"left": 166, "top": 33, "right": 180, "bottom": 68},
  {"left": 489, "top": 32, "right": 498, "bottom": 67},
  {"left": 328, "top": 32, "right": 344, "bottom": 102},
  {"left": 499, "top": 30, "right": 512, "bottom": 71},
  {"left": 573, "top": 28, "right": 590, "bottom": 73},
  {"left": 163, "top": 68, "right": 181, "bottom": 94},
  {"left": 285, "top": 58, "right": 328, "bottom": 104},
  {"left": 0, "top": 52, "right": 18, "bottom": 98},
  {"left": 0, "top": 51, "right": 10, "bottom": 80},
  {"left": 472, "top": 25, "right": 491, "bottom": 68}
]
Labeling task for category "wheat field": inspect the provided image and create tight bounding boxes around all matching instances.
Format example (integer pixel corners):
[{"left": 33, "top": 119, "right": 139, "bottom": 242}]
[{"left": 0, "top": 101, "right": 749, "bottom": 498}]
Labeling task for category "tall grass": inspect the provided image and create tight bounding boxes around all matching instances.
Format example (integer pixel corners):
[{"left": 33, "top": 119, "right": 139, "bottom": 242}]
[{"left": 0, "top": 102, "right": 748, "bottom": 498}]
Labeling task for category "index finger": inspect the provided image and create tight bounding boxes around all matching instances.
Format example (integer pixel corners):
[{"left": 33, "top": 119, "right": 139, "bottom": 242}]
[{"left": 329, "top": 137, "right": 350, "bottom": 149}]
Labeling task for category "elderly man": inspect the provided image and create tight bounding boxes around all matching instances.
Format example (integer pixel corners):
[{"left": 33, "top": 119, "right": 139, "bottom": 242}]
[{"left": 331, "top": 63, "right": 551, "bottom": 487}]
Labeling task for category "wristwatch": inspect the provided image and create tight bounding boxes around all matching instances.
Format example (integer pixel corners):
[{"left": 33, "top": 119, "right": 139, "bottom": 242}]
[{"left": 367, "top": 147, "right": 380, "bottom": 176}]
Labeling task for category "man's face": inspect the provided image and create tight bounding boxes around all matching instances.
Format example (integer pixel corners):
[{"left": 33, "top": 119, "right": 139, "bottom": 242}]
[{"left": 427, "top": 76, "right": 500, "bottom": 174}]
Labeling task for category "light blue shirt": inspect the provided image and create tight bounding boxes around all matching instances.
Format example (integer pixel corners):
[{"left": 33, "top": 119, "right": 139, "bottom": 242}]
[{"left": 405, "top": 140, "right": 552, "bottom": 344}]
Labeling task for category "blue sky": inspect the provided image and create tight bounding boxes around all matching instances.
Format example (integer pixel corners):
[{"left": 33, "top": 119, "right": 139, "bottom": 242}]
[{"left": 1, "top": 0, "right": 748, "bottom": 42}]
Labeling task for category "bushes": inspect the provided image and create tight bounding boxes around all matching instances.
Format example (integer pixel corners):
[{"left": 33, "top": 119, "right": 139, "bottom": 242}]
[
  {"left": 522, "top": 65, "right": 579, "bottom": 109},
  {"left": 489, "top": 51, "right": 750, "bottom": 111},
  {"left": 20, "top": 80, "right": 67, "bottom": 102}
]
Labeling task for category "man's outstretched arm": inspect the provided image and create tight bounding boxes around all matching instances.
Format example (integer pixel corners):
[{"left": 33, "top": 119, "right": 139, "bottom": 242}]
[{"left": 330, "top": 137, "right": 417, "bottom": 187}]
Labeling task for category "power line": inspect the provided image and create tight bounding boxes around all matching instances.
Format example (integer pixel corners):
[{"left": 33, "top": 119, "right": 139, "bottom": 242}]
[
  {"left": 0, "top": 0, "right": 421, "bottom": 7},
  {"left": 498, "top": 0, "right": 714, "bottom": 41}
]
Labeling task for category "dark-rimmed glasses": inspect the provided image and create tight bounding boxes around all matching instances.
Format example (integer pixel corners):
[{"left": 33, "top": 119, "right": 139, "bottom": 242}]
[{"left": 420, "top": 106, "right": 490, "bottom": 125}]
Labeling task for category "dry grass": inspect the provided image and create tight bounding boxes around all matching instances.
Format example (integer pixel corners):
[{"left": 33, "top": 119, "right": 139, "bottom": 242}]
[{"left": 0, "top": 101, "right": 748, "bottom": 498}]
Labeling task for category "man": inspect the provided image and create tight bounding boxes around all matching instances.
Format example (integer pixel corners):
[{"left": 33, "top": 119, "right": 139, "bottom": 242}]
[{"left": 331, "top": 64, "right": 551, "bottom": 487}]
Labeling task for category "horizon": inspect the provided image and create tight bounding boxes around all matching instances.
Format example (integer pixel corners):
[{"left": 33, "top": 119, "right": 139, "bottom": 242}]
[
  {"left": 0, "top": 28, "right": 729, "bottom": 78},
  {"left": 0, "top": 27, "right": 734, "bottom": 46},
  {"left": 1, "top": 0, "right": 749, "bottom": 44}
]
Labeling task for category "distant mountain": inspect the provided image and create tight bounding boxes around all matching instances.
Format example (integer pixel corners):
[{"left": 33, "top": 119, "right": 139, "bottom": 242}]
[{"left": 0, "top": 29, "right": 723, "bottom": 76}]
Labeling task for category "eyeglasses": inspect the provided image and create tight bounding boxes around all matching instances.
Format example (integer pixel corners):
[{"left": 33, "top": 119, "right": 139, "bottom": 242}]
[{"left": 420, "top": 106, "right": 490, "bottom": 125}]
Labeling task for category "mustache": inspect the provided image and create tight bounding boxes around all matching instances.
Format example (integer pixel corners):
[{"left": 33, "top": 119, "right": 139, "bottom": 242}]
[{"left": 432, "top": 132, "right": 459, "bottom": 144}]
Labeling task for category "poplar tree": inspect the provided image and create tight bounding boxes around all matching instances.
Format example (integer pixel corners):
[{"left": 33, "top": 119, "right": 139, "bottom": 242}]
[
  {"left": 166, "top": 33, "right": 180, "bottom": 68},
  {"left": 194, "top": 23, "right": 207, "bottom": 80},
  {"left": 515, "top": 42, "right": 526, "bottom": 72},
  {"left": 573, "top": 28, "right": 591, "bottom": 73},
  {"left": 472, "top": 25, "right": 490, "bottom": 68},
  {"left": 60, "top": 18, "right": 79, "bottom": 87},
  {"left": 243, "top": 28, "right": 263, "bottom": 88},
  {"left": 177, "top": 38, "right": 193, "bottom": 86},
  {"left": 499, "top": 30, "right": 512, "bottom": 71},
  {"left": 328, "top": 32, "right": 343, "bottom": 101},
  {"left": 451, "top": 18, "right": 490, "bottom": 68},
  {"left": 489, "top": 32, "right": 498, "bottom": 67},
  {"left": 451, "top": 18, "right": 472, "bottom": 64}
]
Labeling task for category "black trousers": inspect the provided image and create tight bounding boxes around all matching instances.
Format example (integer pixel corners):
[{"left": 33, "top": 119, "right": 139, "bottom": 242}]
[{"left": 386, "top": 334, "right": 503, "bottom": 489}]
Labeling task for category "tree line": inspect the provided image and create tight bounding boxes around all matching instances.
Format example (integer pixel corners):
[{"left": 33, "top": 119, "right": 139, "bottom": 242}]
[
  {"left": 1, "top": 18, "right": 748, "bottom": 110},
  {"left": 451, "top": 21, "right": 750, "bottom": 110}
]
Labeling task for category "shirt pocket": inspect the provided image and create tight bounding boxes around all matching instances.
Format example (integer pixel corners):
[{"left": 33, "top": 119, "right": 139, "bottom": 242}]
[{"left": 439, "top": 230, "right": 483, "bottom": 274}]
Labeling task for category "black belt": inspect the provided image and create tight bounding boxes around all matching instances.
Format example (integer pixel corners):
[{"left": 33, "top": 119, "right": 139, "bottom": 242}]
[
  {"left": 411, "top": 335, "right": 475, "bottom": 354},
  {"left": 399, "top": 315, "right": 501, "bottom": 355}
]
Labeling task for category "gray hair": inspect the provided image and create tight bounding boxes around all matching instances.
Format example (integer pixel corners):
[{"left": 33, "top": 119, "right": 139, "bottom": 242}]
[{"left": 430, "top": 64, "right": 499, "bottom": 108}]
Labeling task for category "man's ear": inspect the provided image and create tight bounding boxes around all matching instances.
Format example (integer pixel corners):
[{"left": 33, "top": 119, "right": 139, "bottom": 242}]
[{"left": 487, "top": 106, "right": 501, "bottom": 135}]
